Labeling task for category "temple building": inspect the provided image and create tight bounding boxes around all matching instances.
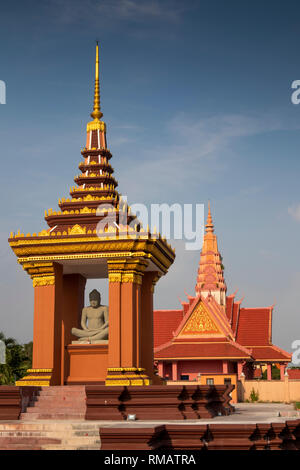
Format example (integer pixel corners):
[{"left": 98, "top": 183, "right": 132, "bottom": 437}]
[{"left": 153, "top": 203, "right": 291, "bottom": 388}]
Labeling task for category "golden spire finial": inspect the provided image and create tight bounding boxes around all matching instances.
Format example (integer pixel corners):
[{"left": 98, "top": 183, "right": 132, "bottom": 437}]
[
  {"left": 91, "top": 41, "right": 103, "bottom": 120},
  {"left": 205, "top": 200, "right": 214, "bottom": 233}
]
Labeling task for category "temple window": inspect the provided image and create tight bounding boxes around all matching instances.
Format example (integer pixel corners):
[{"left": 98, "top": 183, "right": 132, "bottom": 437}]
[{"left": 180, "top": 374, "right": 189, "bottom": 381}]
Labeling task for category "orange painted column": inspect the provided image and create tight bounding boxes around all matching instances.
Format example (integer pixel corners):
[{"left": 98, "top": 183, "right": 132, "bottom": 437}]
[
  {"left": 267, "top": 363, "right": 272, "bottom": 381},
  {"left": 61, "top": 274, "right": 86, "bottom": 384},
  {"left": 237, "top": 362, "right": 243, "bottom": 379},
  {"left": 280, "top": 363, "right": 286, "bottom": 381},
  {"left": 140, "top": 272, "right": 158, "bottom": 377},
  {"left": 222, "top": 361, "right": 229, "bottom": 374},
  {"left": 107, "top": 278, "right": 122, "bottom": 368},
  {"left": 158, "top": 362, "right": 164, "bottom": 378},
  {"left": 32, "top": 263, "right": 63, "bottom": 385},
  {"left": 172, "top": 361, "right": 178, "bottom": 381},
  {"left": 107, "top": 259, "right": 149, "bottom": 371},
  {"left": 120, "top": 281, "right": 141, "bottom": 368}
]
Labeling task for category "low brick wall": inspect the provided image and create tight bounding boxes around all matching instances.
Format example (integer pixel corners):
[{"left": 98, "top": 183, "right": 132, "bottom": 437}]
[
  {"left": 100, "top": 419, "right": 300, "bottom": 450},
  {"left": 0, "top": 386, "right": 40, "bottom": 420},
  {"left": 238, "top": 377, "right": 300, "bottom": 403},
  {"left": 86, "top": 384, "right": 234, "bottom": 420}
]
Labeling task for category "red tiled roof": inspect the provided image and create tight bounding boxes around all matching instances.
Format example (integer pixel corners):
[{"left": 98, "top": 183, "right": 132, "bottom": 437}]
[
  {"left": 287, "top": 369, "right": 300, "bottom": 379},
  {"left": 236, "top": 307, "right": 272, "bottom": 346},
  {"left": 231, "top": 301, "right": 241, "bottom": 335},
  {"left": 226, "top": 294, "right": 235, "bottom": 322},
  {"left": 154, "top": 341, "right": 252, "bottom": 360},
  {"left": 248, "top": 346, "right": 291, "bottom": 361},
  {"left": 153, "top": 310, "right": 183, "bottom": 348}
]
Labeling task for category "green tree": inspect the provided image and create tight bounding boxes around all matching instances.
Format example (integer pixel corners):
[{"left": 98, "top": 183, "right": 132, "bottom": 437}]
[
  {"left": 261, "top": 365, "right": 281, "bottom": 380},
  {"left": 0, "top": 332, "right": 32, "bottom": 385}
]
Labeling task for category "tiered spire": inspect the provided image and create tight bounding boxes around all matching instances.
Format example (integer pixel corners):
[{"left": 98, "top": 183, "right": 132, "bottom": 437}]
[
  {"left": 43, "top": 43, "right": 137, "bottom": 236},
  {"left": 90, "top": 42, "right": 103, "bottom": 121},
  {"left": 195, "top": 202, "right": 227, "bottom": 306}
]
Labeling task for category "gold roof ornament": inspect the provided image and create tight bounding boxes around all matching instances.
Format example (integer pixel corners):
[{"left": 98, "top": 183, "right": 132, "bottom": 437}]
[
  {"left": 68, "top": 224, "right": 87, "bottom": 235},
  {"left": 87, "top": 42, "right": 106, "bottom": 132}
]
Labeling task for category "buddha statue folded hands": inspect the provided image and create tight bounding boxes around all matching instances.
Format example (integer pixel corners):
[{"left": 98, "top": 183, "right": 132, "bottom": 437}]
[{"left": 71, "top": 289, "right": 108, "bottom": 344}]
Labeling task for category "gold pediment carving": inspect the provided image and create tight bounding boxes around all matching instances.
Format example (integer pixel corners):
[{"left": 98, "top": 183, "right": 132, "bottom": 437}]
[
  {"left": 68, "top": 224, "right": 87, "bottom": 235},
  {"left": 180, "top": 302, "right": 220, "bottom": 335}
]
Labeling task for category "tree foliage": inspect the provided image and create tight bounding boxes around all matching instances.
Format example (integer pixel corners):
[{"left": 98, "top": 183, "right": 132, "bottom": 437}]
[{"left": 0, "top": 332, "right": 32, "bottom": 385}]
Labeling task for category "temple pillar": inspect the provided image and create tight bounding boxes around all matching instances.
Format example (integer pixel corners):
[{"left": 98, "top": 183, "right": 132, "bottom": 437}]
[
  {"left": 237, "top": 362, "right": 243, "bottom": 379},
  {"left": 172, "top": 361, "right": 178, "bottom": 381},
  {"left": 120, "top": 280, "right": 141, "bottom": 367},
  {"left": 61, "top": 274, "right": 86, "bottom": 384},
  {"left": 158, "top": 362, "right": 164, "bottom": 378},
  {"left": 106, "top": 259, "right": 150, "bottom": 385},
  {"left": 222, "top": 361, "right": 229, "bottom": 374},
  {"left": 16, "top": 263, "right": 63, "bottom": 386},
  {"left": 267, "top": 363, "right": 272, "bottom": 381},
  {"left": 284, "top": 371, "right": 290, "bottom": 403},
  {"left": 107, "top": 276, "right": 122, "bottom": 368},
  {"left": 140, "top": 271, "right": 161, "bottom": 381},
  {"left": 280, "top": 363, "right": 286, "bottom": 381}
]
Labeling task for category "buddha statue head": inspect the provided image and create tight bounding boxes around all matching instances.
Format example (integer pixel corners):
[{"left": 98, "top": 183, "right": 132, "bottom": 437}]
[{"left": 89, "top": 289, "right": 101, "bottom": 308}]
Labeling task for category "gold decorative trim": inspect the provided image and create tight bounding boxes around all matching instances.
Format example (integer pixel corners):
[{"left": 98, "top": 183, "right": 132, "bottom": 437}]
[
  {"left": 32, "top": 275, "right": 55, "bottom": 287},
  {"left": 180, "top": 303, "right": 221, "bottom": 336},
  {"left": 154, "top": 356, "right": 251, "bottom": 360},
  {"left": 17, "top": 376, "right": 52, "bottom": 380},
  {"left": 15, "top": 380, "right": 50, "bottom": 386},
  {"left": 11, "top": 237, "right": 174, "bottom": 277},
  {"left": 10, "top": 235, "right": 175, "bottom": 257},
  {"left": 87, "top": 119, "right": 106, "bottom": 132},
  {"left": 108, "top": 273, "right": 122, "bottom": 283},
  {"left": 105, "top": 379, "right": 131, "bottom": 386},
  {"left": 107, "top": 367, "right": 146, "bottom": 372},
  {"left": 68, "top": 224, "right": 87, "bottom": 235}
]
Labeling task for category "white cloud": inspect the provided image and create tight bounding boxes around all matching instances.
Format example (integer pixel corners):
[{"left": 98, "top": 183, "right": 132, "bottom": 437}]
[
  {"left": 115, "top": 112, "right": 289, "bottom": 202},
  {"left": 45, "top": 0, "right": 186, "bottom": 26},
  {"left": 288, "top": 204, "right": 300, "bottom": 222}
]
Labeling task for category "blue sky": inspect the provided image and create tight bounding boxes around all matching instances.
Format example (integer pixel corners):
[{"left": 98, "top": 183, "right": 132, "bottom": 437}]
[{"left": 1, "top": 0, "right": 300, "bottom": 355}]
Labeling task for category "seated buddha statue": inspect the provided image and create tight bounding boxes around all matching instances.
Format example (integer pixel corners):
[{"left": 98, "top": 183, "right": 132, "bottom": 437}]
[{"left": 71, "top": 289, "right": 109, "bottom": 343}]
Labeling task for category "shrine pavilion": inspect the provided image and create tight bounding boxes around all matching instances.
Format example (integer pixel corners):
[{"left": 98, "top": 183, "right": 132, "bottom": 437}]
[
  {"left": 8, "top": 43, "right": 175, "bottom": 387},
  {"left": 153, "top": 203, "right": 291, "bottom": 386}
]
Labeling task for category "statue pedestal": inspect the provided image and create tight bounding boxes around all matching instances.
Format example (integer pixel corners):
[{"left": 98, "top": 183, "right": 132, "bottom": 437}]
[{"left": 66, "top": 343, "right": 108, "bottom": 385}]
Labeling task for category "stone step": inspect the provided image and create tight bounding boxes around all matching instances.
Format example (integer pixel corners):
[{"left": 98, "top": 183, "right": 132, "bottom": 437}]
[
  {"left": 60, "top": 437, "right": 100, "bottom": 446},
  {"left": 0, "top": 445, "right": 43, "bottom": 450},
  {"left": 0, "top": 437, "right": 61, "bottom": 445},
  {"left": 0, "top": 422, "right": 100, "bottom": 431},
  {"left": 42, "top": 444, "right": 101, "bottom": 450},
  {"left": 32, "top": 396, "right": 86, "bottom": 403},
  {"left": 37, "top": 392, "right": 86, "bottom": 397},
  {"left": 38, "top": 387, "right": 85, "bottom": 394},
  {"left": 20, "top": 413, "right": 86, "bottom": 420},
  {"left": 40, "top": 385, "right": 85, "bottom": 393},
  {"left": 26, "top": 406, "right": 86, "bottom": 413},
  {"left": 0, "top": 430, "right": 99, "bottom": 438}
]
